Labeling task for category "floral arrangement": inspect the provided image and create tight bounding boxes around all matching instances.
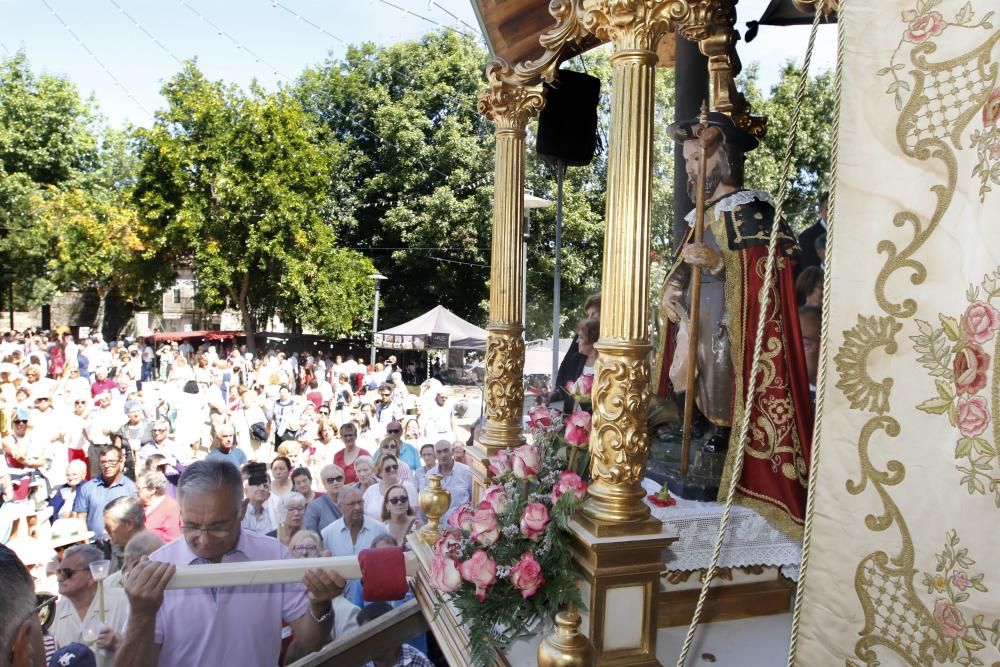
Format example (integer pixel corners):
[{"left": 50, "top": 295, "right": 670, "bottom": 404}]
[{"left": 428, "top": 403, "right": 591, "bottom": 666}]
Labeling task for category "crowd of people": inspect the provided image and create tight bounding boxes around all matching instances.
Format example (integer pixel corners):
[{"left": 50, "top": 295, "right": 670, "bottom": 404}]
[{"left": 1, "top": 329, "right": 477, "bottom": 666}]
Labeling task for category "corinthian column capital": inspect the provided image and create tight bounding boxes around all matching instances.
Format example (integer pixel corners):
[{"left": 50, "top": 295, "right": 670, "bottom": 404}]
[
  {"left": 581, "top": 0, "right": 691, "bottom": 53},
  {"left": 477, "top": 59, "right": 546, "bottom": 134}
]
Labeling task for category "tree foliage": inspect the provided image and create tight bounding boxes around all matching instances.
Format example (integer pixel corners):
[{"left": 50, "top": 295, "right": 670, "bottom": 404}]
[{"left": 133, "top": 63, "right": 375, "bottom": 347}]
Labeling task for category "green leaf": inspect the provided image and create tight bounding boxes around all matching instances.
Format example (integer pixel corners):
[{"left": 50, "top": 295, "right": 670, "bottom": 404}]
[
  {"left": 941, "top": 314, "right": 963, "bottom": 342},
  {"left": 936, "top": 380, "right": 955, "bottom": 401},
  {"left": 971, "top": 438, "right": 994, "bottom": 455},
  {"left": 956, "top": 438, "right": 974, "bottom": 458},
  {"left": 962, "top": 636, "right": 984, "bottom": 650},
  {"left": 918, "top": 396, "right": 953, "bottom": 414}
]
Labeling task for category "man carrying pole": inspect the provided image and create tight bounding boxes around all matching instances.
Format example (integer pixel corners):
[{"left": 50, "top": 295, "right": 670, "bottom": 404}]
[{"left": 655, "top": 109, "right": 814, "bottom": 536}]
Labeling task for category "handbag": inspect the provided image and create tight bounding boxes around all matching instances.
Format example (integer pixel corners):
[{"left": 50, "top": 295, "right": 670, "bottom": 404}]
[{"left": 250, "top": 422, "right": 268, "bottom": 442}]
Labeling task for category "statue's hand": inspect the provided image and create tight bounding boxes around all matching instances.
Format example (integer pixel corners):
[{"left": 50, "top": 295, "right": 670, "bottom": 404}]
[
  {"left": 681, "top": 243, "right": 722, "bottom": 271},
  {"left": 662, "top": 284, "right": 686, "bottom": 323}
]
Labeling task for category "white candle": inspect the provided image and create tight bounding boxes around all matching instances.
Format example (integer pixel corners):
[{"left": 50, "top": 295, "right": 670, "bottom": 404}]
[{"left": 164, "top": 554, "right": 417, "bottom": 590}]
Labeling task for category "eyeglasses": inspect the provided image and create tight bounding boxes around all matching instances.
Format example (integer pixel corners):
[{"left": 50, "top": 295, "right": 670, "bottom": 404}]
[
  {"left": 382, "top": 464, "right": 398, "bottom": 473},
  {"left": 387, "top": 428, "right": 401, "bottom": 434},
  {"left": 341, "top": 433, "right": 356, "bottom": 439},
  {"left": 319, "top": 410, "right": 330, "bottom": 416},
  {"left": 152, "top": 428, "right": 167, "bottom": 432},
  {"left": 291, "top": 544, "right": 319, "bottom": 555},
  {"left": 100, "top": 459, "right": 121, "bottom": 467},
  {"left": 387, "top": 496, "right": 408, "bottom": 506},
  {"left": 74, "top": 400, "right": 87, "bottom": 405},
  {"left": 182, "top": 516, "right": 237, "bottom": 537},
  {"left": 325, "top": 476, "right": 344, "bottom": 484},
  {"left": 12, "top": 419, "right": 27, "bottom": 425},
  {"left": 56, "top": 568, "right": 88, "bottom": 581}
]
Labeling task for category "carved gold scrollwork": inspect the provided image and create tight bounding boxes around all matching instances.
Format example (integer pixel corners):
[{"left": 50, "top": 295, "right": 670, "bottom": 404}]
[
  {"left": 483, "top": 327, "right": 526, "bottom": 425},
  {"left": 589, "top": 348, "right": 652, "bottom": 486},
  {"left": 477, "top": 59, "right": 546, "bottom": 132},
  {"left": 581, "top": 0, "right": 691, "bottom": 53}
]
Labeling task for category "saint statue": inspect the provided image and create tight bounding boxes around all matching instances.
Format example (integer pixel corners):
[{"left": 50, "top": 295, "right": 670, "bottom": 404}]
[{"left": 653, "top": 111, "right": 814, "bottom": 534}]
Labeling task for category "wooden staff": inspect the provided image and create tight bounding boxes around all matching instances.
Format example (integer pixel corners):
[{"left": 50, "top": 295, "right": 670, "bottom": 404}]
[{"left": 681, "top": 108, "right": 722, "bottom": 476}]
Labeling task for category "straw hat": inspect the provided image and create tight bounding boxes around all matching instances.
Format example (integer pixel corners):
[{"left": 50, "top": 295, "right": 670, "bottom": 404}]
[{"left": 50, "top": 518, "right": 95, "bottom": 549}]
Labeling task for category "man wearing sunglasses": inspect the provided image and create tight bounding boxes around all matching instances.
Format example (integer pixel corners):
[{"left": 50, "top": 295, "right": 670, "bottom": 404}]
[
  {"left": 50, "top": 544, "right": 128, "bottom": 659},
  {"left": 302, "top": 464, "right": 346, "bottom": 535},
  {"left": 0, "top": 544, "right": 47, "bottom": 667}
]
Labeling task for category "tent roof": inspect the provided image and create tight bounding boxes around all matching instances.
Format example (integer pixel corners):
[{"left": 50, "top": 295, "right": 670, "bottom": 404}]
[{"left": 378, "top": 305, "right": 489, "bottom": 350}]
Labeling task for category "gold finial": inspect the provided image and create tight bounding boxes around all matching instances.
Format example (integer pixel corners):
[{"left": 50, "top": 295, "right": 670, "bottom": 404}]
[
  {"left": 537, "top": 610, "right": 596, "bottom": 667},
  {"left": 418, "top": 474, "right": 451, "bottom": 545}
]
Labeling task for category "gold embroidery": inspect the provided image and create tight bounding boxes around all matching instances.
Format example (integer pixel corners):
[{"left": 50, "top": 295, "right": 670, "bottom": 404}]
[{"left": 834, "top": 315, "right": 903, "bottom": 415}]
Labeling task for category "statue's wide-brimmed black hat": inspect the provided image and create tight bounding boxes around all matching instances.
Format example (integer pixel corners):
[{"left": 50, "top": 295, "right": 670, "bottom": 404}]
[{"left": 667, "top": 111, "right": 759, "bottom": 151}]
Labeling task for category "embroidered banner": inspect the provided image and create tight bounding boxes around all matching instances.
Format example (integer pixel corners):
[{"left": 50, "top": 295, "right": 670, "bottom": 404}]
[{"left": 795, "top": 1, "right": 1000, "bottom": 664}]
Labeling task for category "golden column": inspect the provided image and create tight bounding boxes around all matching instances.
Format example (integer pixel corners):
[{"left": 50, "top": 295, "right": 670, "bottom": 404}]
[
  {"left": 579, "top": 1, "right": 676, "bottom": 536},
  {"left": 475, "top": 60, "right": 545, "bottom": 455}
]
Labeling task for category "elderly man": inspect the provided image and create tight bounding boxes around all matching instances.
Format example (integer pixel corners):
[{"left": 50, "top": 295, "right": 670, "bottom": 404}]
[
  {"left": 417, "top": 439, "right": 472, "bottom": 523},
  {"left": 241, "top": 476, "right": 274, "bottom": 535},
  {"left": 205, "top": 423, "right": 247, "bottom": 468},
  {"left": 302, "top": 464, "right": 345, "bottom": 535},
  {"left": 0, "top": 544, "right": 47, "bottom": 667},
  {"left": 51, "top": 544, "right": 129, "bottom": 660},
  {"left": 105, "top": 531, "right": 164, "bottom": 589},
  {"left": 103, "top": 497, "right": 146, "bottom": 572},
  {"left": 72, "top": 446, "right": 137, "bottom": 542},
  {"left": 320, "top": 487, "right": 386, "bottom": 557},
  {"left": 114, "top": 459, "right": 346, "bottom": 667},
  {"left": 90, "top": 367, "right": 116, "bottom": 398}
]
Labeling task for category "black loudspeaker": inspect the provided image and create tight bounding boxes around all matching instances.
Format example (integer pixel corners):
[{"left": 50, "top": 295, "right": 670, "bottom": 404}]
[{"left": 536, "top": 69, "right": 601, "bottom": 166}]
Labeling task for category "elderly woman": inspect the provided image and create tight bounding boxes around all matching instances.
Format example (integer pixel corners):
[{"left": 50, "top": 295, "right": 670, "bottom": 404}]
[
  {"left": 382, "top": 483, "right": 422, "bottom": 549},
  {"left": 373, "top": 437, "right": 414, "bottom": 481},
  {"left": 267, "top": 491, "right": 307, "bottom": 547},
  {"left": 136, "top": 470, "right": 182, "bottom": 543},
  {"left": 363, "top": 455, "right": 416, "bottom": 521},
  {"left": 352, "top": 455, "right": 377, "bottom": 494}
]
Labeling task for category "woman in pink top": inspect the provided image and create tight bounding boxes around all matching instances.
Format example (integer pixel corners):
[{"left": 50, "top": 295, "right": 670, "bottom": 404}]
[{"left": 137, "top": 470, "right": 183, "bottom": 542}]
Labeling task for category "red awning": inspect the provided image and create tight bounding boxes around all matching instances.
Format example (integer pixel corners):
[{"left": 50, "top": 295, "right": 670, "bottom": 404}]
[{"left": 148, "top": 330, "right": 241, "bottom": 343}]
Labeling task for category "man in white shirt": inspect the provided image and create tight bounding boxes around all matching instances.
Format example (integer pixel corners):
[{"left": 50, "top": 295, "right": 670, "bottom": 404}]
[
  {"left": 417, "top": 439, "right": 472, "bottom": 524},
  {"left": 321, "top": 487, "right": 386, "bottom": 556}
]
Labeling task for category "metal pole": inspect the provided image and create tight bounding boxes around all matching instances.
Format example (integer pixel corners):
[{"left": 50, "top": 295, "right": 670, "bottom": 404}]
[
  {"left": 551, "top": 161, "right": 565, "bottom": 384},
  {"left": 522, "top": 211, "right": 530, "bottom": 339},
  {"left": 370, "top": 284, "right": 380, "bottom": 367}
]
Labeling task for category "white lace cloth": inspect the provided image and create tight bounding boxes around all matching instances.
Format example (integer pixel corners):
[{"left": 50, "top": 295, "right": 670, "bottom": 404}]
[{"left": 642, "top": 479, "right": 802, "bottom": 580}]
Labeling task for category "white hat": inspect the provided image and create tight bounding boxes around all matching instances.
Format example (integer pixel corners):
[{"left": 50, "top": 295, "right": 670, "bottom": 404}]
[{"left": 50, "top": 518, "right": 95, "bottom": 549}]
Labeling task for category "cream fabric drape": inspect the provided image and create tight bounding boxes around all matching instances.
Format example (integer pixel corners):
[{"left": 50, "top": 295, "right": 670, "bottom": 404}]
[{"left": 795, "top": 1, "right": 1000, "bottom": 664}]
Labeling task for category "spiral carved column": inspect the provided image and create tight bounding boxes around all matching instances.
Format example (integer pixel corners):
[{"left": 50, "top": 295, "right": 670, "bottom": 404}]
[{"left": 476, "top": 62, "right": 544, "bottom": 454}]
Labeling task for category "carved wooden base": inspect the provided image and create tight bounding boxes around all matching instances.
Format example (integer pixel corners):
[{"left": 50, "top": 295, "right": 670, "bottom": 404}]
[{"left": 657, "top": 571, "right": 794, "bottom": 628}]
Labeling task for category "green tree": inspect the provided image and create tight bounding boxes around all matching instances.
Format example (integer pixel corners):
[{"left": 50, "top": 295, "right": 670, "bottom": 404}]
[
  {"left": 0, "top": 52, "right": 102, "bottom": 305},
  {"left": 295, "top": 31, "right": 495, "bottom": 327},
  {"left": 134, "top": 63, "right": 375, "bottom": 350},
  {"left": 742, "top": 61, "right": 836, "bottom": 233}
]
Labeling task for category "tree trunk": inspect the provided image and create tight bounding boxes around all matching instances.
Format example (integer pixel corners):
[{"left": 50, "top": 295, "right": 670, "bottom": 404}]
[
  {"left": 94, "top": 288, "right": 108, "bottom": 339},
  {"left": 236, "top": 273, "right": 256, "bottom": 354}
]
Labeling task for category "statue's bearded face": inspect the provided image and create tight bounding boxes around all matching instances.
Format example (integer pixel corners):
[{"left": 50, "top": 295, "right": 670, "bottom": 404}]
[{"left": 684, "top": 140, "right": 726, "bottom": 201}]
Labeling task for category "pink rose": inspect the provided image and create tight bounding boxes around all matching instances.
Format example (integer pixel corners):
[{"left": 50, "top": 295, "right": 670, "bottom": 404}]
[
  {"left": 551, "top": 471, "right": 588, "bottom": 503},
  {"left": 564, "top": 410, "right": 592, "bottom": 447},
  {"left": 429, "top": 555, "right": 462, "bottom": 593},
  {"left": 528, "top": 405, "right": 554, "bottom": 430},
  {"left": 511, "top": 444, "right": 540, "bottom": 479},
  {"left": 479, "top": 485, "right": 508, "bottom": 514},
  {"left": 963, "top": 301, "right": 999, "bottom": 344},
  {"left": 957, "top": 396, "right": 990, "bottom": 437},
  {"left": 984, "top": 89, "right": 1000, "bottom": 128},
  {"left": 954, "top": 344, "right": 990, "bottom": 395},
  {"left": 487, "top": 451, "right": 511, "bottom": 476},
  {"left": 459, "top": 550, "right": 497, "bottom": 601},
  {"left": 470, "top": 507, "right": 500, "bottom": 547},
  {"left": 933, "top": 599, "right": 966, "bottom": 639},
  {"left": 904, "top": 11, "right": 945, "bottom": 43},
  {"left": 520, "top": 502, "right": 550, "bottom": 539},
  {"left": 434, "top": 530, "right": 463, "bottom": 558},
  {"left": 446, "top": 504, "right": 475, "bottom": 532},
  {"left": 509, "top": 551, "right": 545, "bottom": 599}
]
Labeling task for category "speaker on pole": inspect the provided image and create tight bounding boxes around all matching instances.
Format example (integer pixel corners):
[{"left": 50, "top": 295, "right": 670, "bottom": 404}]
[{"left": 536, "top": 69, "right": 601, "bottom": 166}]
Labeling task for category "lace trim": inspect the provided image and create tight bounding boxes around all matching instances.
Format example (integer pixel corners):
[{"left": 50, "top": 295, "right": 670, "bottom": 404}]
[{"left": 685, "top": 189, "right": 774, "bottom": 225}]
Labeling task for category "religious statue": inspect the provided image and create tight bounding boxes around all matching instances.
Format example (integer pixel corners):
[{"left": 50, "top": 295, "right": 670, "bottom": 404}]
[{"left": 653, "top": 111, "right": 814, "bottom": 534}]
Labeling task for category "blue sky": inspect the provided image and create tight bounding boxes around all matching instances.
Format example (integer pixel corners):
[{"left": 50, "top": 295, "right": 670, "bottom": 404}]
[{"left": 0, "top": 0, "right": 837, "bottom": 128}]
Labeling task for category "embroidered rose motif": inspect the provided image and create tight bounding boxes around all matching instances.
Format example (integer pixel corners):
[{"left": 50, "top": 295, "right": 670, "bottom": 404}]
[
  {"left": 932, "top": 599, "right": 966, "bottom": 639},
  {"left": 953, "top": 343, "right": 990, "bottom": 395},
  {"left": 933, "top": 575, "right": 947, "bottom": 593},
  {"left": 963, "top": 301, "right": 1000, "bottom": 343},
  {"left": 984, "top": 89, "right": 1000, "bottom": 128},
  {"left": 956, "top": 396, "right": 990, "bottom": 437},
  {"left": 952, "top": 571, "right": 971, "bottom": 591},
  {"left": 762, "top": 396, "right": 793, "bottom": 427},
  {"left": 904, "top": 11, "right": 946, "bottom": 43}
]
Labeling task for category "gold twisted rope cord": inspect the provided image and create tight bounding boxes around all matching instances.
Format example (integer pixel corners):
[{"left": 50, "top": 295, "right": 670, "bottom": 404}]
[
  {"left": 786, "top": 0, "right": 846, "bottom": 663},
  {"left": 673, "top": 2, "right": 827, "bottom": 665}
]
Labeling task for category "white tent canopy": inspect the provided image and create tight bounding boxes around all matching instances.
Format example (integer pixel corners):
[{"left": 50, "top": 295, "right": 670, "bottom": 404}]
[{"left": 374, "top": 305, "right": 489, "bottom": 351}]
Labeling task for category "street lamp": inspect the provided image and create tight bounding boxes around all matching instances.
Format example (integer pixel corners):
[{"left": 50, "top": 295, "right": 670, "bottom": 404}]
[
  {"left": 369, "top": 272, "right": 387, "bottom": 367},
  {"left": 523, "top": 193, "right": 552, "bottom": 343}
]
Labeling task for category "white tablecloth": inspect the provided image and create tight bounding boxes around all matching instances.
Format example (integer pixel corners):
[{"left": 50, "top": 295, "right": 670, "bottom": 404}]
[{"left": 642, "top": 479, "right": 801, "bottom": 580}]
